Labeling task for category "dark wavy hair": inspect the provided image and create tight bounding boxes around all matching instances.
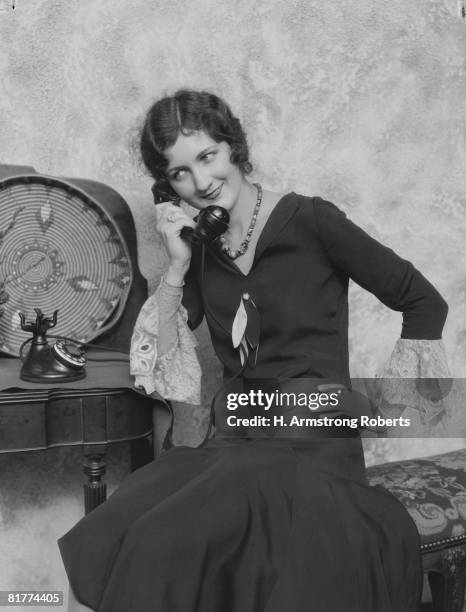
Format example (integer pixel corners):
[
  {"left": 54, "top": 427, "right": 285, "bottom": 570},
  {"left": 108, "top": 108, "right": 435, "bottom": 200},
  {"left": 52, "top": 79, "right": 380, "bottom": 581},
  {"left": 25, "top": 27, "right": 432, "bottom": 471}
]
[{"left": 139, "top": 89, "right": 253, "bottom": 203}]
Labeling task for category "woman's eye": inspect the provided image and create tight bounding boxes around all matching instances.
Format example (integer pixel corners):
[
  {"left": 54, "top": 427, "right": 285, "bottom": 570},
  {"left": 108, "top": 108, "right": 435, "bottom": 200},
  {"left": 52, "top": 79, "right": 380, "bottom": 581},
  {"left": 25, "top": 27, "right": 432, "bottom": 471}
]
[
  {"left": 170, "top": 169, "right": 186, "bottom": 181},
  {"left": 202, "top": 151, "right": 216, "bottom": 162}
]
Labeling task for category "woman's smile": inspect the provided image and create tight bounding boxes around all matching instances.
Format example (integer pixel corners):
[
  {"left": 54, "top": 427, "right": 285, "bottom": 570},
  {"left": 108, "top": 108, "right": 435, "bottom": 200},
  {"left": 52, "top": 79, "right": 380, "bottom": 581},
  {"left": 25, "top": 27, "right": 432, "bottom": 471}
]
[{"left": 202, "top": 183, "right": 223, "bottom": 201}]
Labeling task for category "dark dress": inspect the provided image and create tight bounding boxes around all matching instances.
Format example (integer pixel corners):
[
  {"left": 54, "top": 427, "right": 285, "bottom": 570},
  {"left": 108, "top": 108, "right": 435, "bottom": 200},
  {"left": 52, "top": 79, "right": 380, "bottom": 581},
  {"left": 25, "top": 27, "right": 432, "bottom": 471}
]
[{"left": 59, "top": 194, "right": 447, "bottom": 611}]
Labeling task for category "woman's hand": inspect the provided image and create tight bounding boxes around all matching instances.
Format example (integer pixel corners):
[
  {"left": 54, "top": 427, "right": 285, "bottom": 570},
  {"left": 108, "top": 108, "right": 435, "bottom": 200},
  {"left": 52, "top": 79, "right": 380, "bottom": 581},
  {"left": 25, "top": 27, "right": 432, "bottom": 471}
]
[{"left": 156, "top": 202, "right": 196, "bottom": 284}]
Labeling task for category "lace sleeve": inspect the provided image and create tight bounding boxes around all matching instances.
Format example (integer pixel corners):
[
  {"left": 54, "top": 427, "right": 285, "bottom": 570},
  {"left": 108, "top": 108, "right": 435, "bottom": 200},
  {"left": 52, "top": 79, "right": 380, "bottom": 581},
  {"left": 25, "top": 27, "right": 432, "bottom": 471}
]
[
  {"left": 383, "top": 339, "right": 450, "bottom": 378},
  {"left": 377, "top": 339, "right": 452, "bottom": 429},
  {"left": 129, "top": 278, "right": 202, "bottom": 404}
]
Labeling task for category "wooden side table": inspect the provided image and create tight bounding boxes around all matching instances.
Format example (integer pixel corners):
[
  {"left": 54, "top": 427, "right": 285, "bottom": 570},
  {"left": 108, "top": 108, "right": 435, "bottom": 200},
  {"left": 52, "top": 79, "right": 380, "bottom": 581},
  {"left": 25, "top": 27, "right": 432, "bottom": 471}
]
[{"left": 0, "top": 354, "right": 166, "bottom": 513}]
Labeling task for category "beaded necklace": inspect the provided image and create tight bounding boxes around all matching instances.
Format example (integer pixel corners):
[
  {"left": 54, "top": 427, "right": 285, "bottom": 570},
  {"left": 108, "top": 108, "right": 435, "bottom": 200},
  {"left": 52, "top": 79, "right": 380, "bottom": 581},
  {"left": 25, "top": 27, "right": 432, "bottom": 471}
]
[{"left": 219, "top": 183, "right": 263, "bottom": 260}]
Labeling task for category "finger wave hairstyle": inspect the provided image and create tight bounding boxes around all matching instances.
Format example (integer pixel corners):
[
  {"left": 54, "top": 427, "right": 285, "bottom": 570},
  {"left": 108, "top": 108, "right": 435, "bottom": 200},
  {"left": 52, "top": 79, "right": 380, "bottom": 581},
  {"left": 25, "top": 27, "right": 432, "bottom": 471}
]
[{"left": 139, "top": 89, "right": 253, "bottom": 203}]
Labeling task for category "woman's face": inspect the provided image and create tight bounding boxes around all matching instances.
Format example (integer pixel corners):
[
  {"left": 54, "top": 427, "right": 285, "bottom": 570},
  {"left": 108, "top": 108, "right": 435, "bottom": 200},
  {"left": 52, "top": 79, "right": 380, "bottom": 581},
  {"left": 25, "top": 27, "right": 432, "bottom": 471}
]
[{"left": 164, "top": 130, "right": 244, "bottom": 211}]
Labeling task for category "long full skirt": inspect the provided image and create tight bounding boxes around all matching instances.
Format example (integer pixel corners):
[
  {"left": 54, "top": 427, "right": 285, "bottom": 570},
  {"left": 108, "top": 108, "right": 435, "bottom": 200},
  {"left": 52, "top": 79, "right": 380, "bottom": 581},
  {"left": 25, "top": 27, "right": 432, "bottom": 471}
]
[{"left": 58, "top": 436, "right": 422, "bottom": 612}]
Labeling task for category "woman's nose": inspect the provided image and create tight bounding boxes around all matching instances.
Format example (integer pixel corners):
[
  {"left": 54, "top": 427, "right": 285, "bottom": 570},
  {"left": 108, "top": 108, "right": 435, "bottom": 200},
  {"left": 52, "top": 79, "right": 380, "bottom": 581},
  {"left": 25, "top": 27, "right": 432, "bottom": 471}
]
[{"left": 192, "top": 168, "right": 212, "bottom": 193}]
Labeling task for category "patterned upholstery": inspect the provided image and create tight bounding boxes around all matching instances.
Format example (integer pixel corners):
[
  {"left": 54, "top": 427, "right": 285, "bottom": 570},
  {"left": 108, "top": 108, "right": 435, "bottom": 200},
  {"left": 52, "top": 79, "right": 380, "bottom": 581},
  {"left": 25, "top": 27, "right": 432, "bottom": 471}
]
[
  {"left": 367, "top": 449, "right": 466, "bottom": 612},
  {"left": 367, "top": 449, "right": 466, "bottom": 548}
]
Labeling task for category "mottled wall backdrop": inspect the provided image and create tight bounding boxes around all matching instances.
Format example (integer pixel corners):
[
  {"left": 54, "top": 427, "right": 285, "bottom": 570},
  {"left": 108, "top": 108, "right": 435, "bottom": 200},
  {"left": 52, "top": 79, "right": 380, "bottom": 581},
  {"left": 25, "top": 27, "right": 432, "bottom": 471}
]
[{"left": 1, "top": 0, "right": 465, "bottom": 604}]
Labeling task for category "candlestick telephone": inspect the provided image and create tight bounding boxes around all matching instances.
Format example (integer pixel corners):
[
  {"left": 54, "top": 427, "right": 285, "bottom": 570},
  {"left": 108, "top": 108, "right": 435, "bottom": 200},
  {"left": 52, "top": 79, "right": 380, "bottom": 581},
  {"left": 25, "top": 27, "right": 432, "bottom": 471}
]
[{"left": 19, "top": 309, "right": 87, "bottom": 382}]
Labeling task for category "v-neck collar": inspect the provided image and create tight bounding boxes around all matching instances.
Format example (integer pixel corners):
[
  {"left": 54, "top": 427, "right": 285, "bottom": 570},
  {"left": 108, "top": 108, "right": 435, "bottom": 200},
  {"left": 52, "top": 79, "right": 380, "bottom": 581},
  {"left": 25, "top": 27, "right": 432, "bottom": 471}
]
[{"left": 207, "top": 192, "right": 299, "bottom": 277}]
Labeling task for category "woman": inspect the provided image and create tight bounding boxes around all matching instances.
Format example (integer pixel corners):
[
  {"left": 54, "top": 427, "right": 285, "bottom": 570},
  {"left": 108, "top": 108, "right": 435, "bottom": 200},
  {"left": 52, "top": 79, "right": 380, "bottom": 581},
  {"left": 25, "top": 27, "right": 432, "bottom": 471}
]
[{"left": 60, "top": 89, "right": 449, "bottom": 611}]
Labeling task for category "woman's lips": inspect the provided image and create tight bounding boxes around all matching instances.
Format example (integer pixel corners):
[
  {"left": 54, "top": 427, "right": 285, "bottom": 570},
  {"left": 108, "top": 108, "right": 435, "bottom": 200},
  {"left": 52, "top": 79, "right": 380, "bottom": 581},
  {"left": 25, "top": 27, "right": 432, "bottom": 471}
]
[{"left": 204, "top": 184, "right": 223, "bottom": 200}]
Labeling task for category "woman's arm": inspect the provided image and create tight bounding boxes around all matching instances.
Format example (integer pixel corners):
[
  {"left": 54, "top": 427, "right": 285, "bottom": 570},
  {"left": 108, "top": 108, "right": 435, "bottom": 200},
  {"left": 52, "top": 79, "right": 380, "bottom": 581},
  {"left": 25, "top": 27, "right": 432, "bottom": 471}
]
[
  {"left": 313, "top": 198, "right": 451, "bottom": 425},
  {"left": 312, "top": 197, "right": 448, "bottom": 339},
  {"left": 129, "top": 202, "right": 204, "bottom": 403},
  {"left": 129, "top": 274, "right": 202, "bottom": 404}
]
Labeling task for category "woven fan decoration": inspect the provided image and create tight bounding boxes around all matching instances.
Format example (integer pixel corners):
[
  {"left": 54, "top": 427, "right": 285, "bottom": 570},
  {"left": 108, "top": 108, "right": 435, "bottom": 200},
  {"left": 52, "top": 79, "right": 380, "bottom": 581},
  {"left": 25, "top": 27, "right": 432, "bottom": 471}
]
[{"left": 0, "top": 174, "right": 133, "bottom": 356}]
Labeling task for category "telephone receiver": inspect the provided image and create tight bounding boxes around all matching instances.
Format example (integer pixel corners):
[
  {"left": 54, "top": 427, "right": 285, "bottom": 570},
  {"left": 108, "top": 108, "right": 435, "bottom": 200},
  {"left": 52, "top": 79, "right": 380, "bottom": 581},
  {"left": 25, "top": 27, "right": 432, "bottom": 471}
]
[
  {"left": 179, "top": 205, "right": 230, "bottom": 244},
  {"left": 19, "top": 309, "right": 86, "bottom": 383}
]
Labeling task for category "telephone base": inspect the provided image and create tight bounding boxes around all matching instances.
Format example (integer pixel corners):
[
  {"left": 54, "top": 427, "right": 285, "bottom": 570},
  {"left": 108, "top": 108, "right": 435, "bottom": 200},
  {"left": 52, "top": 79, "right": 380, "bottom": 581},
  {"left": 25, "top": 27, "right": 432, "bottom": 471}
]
[
  {"left": 20, "top": 334, "right": 87, "bottom": 383},
  {"left": 20, "top": 369, "right": 87, "bottom": 383}
]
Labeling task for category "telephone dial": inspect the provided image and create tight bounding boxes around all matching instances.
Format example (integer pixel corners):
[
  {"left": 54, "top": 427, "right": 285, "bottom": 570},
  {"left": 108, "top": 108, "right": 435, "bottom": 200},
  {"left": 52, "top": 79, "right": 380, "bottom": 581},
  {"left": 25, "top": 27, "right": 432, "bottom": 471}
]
[{"left": 19, "top": 308, "right": 86, "bottom": 382}]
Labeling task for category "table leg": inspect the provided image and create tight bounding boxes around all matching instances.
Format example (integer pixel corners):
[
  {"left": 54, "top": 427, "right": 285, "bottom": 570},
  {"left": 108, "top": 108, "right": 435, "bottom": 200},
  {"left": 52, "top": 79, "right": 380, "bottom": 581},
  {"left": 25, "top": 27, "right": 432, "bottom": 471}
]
[{"left": 82, "top": 452, "right": 107, "bottom": 514}]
